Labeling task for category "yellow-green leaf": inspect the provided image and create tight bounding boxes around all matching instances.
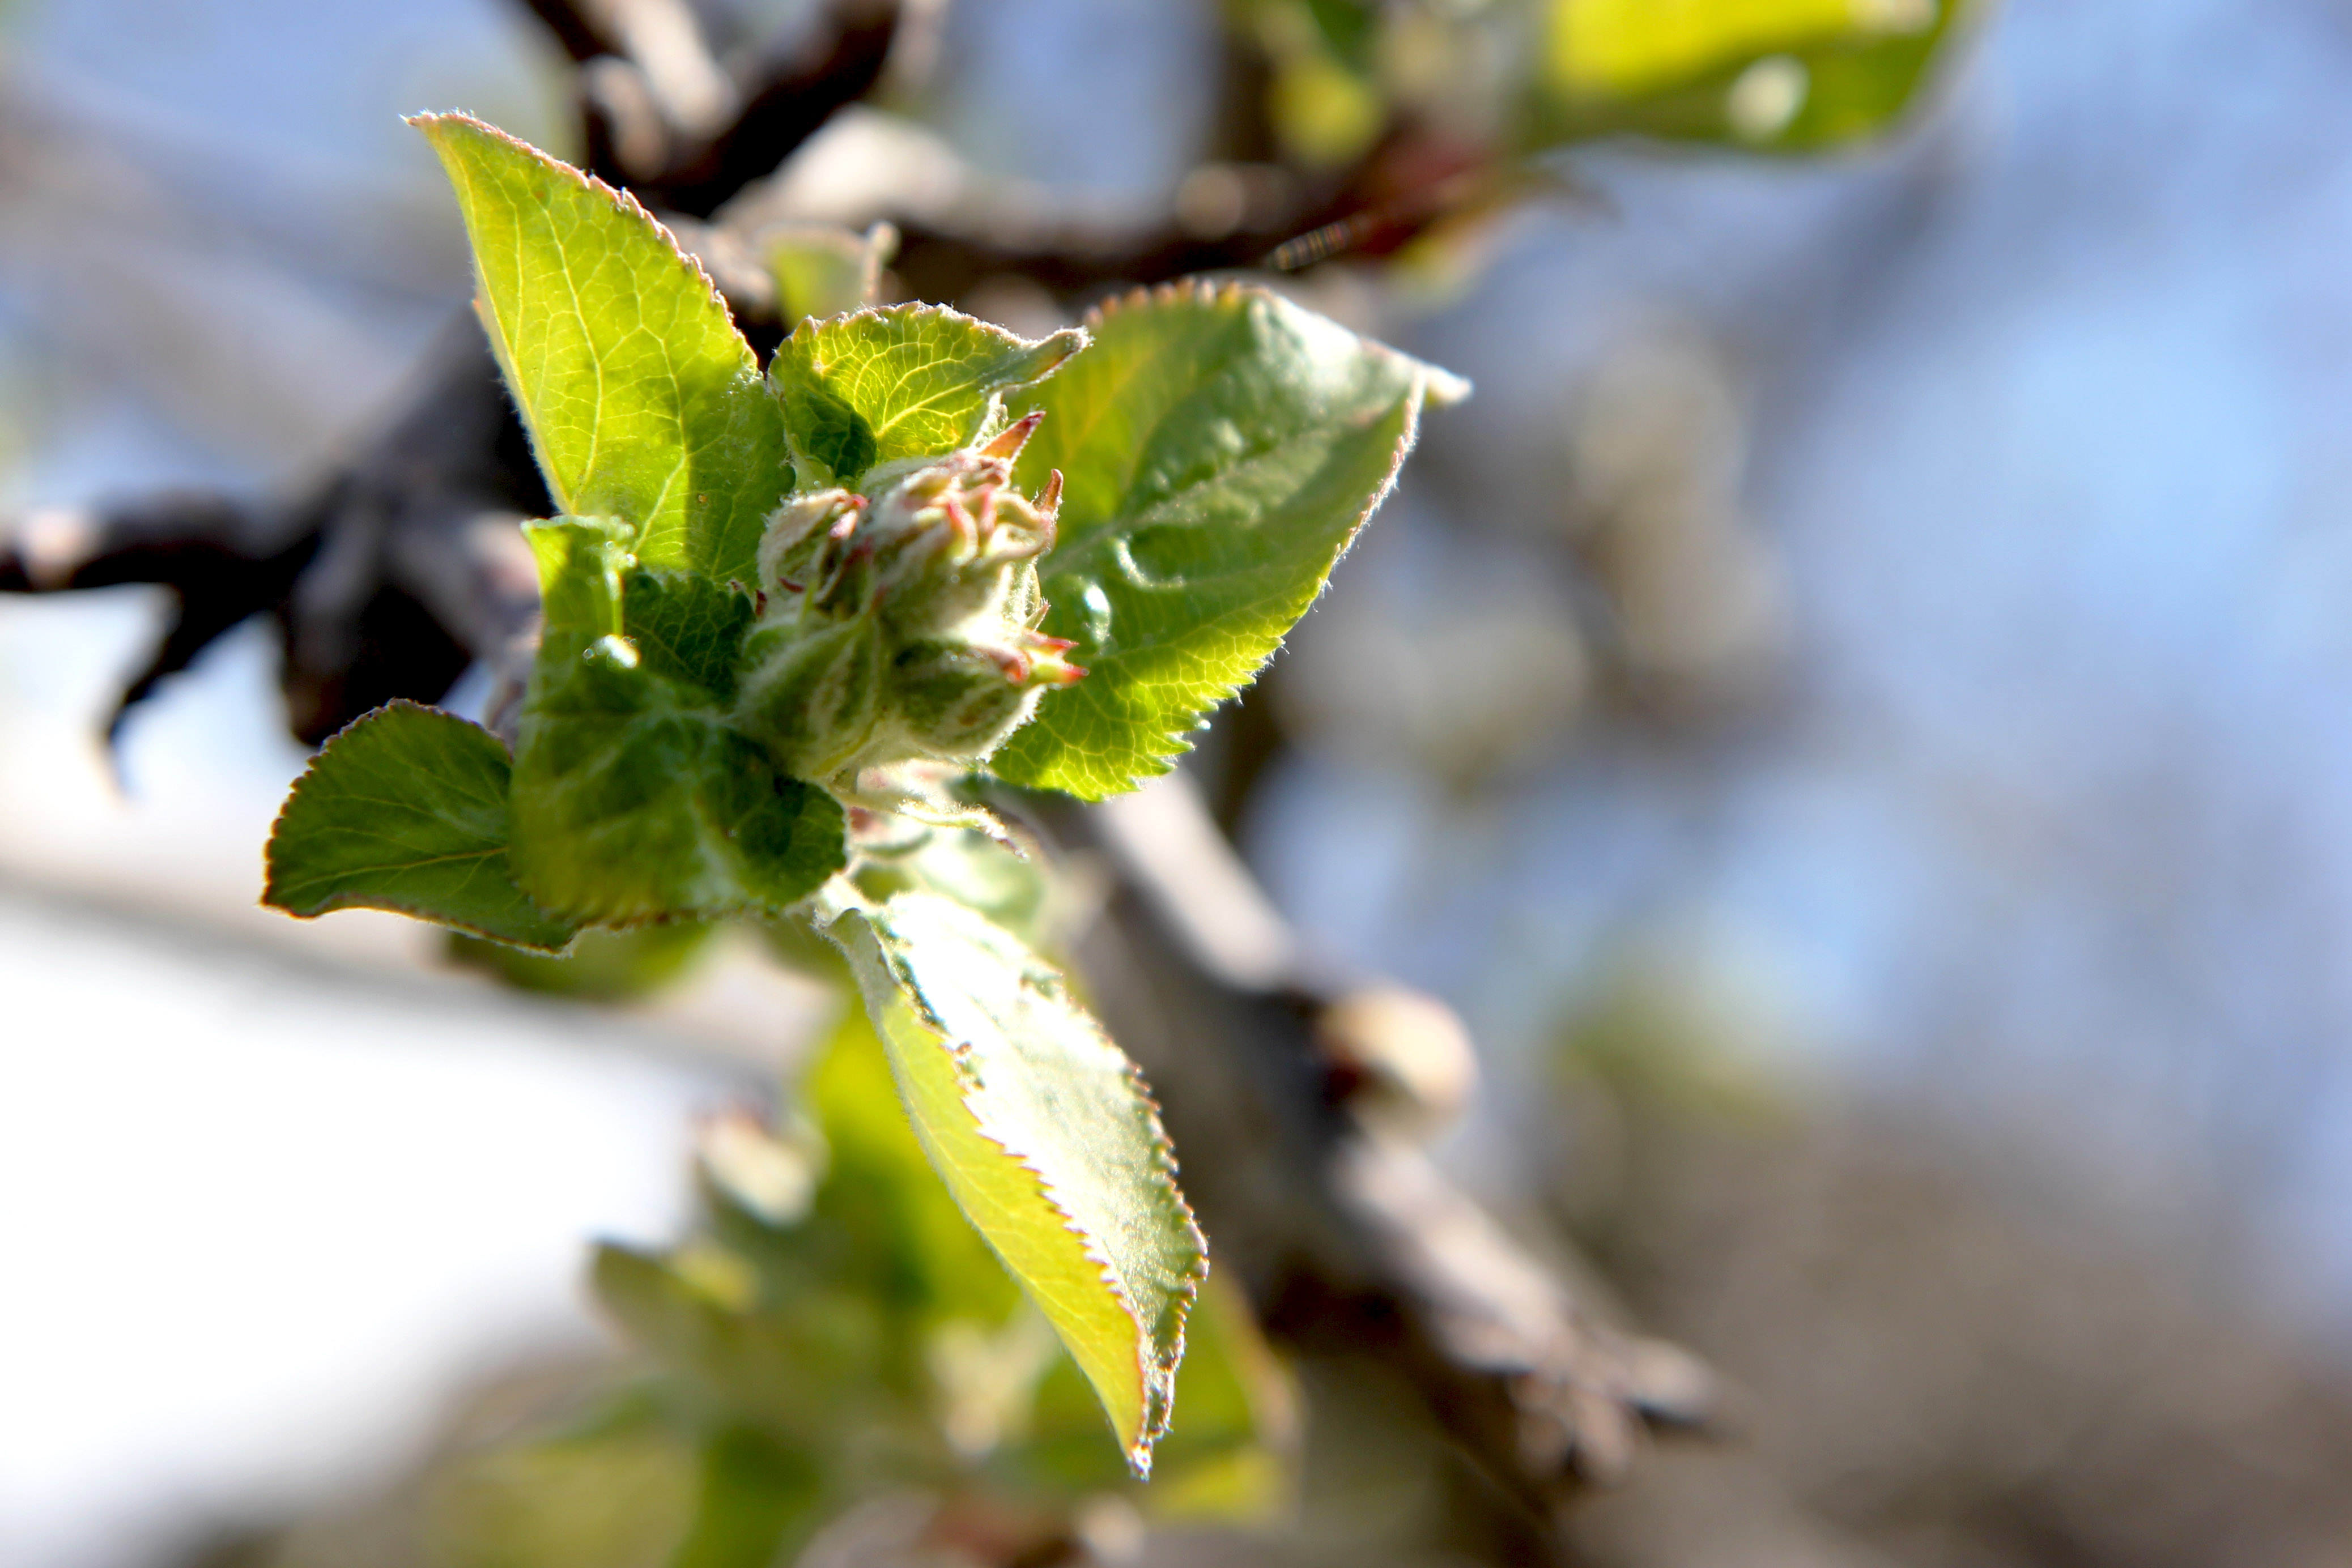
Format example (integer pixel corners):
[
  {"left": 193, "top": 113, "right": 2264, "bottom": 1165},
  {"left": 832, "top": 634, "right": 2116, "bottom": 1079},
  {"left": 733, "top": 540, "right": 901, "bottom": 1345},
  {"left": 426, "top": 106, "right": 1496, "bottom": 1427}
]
[
  {"left": 414, "top": 113, "right": 788, "bottom": 582},
  {"left": 770, "top": 305, "right": 1086, "bottom": 489},
  {"left": 832, "top": 893, "right": 1207, "bottom": 1474},
  {"left": 1529, "top": 0, "right": 1966, "bottom": 150}
]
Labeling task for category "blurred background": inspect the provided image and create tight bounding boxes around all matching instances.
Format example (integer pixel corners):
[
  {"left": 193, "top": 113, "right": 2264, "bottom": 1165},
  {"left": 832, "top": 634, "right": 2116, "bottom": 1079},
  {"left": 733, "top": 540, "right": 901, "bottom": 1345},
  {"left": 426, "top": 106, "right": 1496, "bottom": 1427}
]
[{"left": 11, "top": 0, "right": 2352, "bottom": 1564}]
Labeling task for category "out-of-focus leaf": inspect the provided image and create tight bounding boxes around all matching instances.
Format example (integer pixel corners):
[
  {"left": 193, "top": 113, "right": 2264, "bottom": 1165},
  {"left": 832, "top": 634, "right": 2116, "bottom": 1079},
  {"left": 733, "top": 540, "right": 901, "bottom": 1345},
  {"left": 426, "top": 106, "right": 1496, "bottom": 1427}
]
[
  {"left": 769, "top": 305, "right": 1086, "bottom": 488},
  {"left": 765, "top": 221, "right": 895, "bottom": 327},
  {"left": 991, "top": 282, "right": 1460, "bottom": 800},
  {"left": 669, "top": 1429, "right": 820, "bottom": 1568},
  {"left": 415, "top": 113, "right": 788, "bottom": 582},
  {"left": 264, "top": 701, "right": 576, "bottom": 952},
  {"left": 833, "top": 893, "right": 1207, "bottom": 1474},
  {"left": 852, "top": 826, "right": 1055, "bottom": 952},
  {"left": 447, "top": 921, "right": 716, "bottom": 1000},
  {"left": 1526, "top": 0, "right": 1963, "bottom": 150},
  {"left": 428, "top": 1396, "right": 700, "bottom": 1568},
  {"left": 1231, "top": 0, "right": 1387, "bottom": 168}
]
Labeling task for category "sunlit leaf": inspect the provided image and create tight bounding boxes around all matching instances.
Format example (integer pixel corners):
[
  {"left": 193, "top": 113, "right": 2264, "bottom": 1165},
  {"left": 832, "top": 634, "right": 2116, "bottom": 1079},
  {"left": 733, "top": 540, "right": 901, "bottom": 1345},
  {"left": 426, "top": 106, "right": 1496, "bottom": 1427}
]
[
  {"left": 263, "top": 701, "right": 575, "bottom": 952},
  {"left": 990, "top": 281, "right": 1459, "bottom": 800},
  {"left": 1528, "top": 0, "right": 1964, "bottom": 150},
  {"left": 765, "top": 221, "right": 895, "bottom": 327},
  {"left": 769, "top": 305, "right": 1086, "bottom": 488},
  {"left": 415, "top": 113, "right": 788, "bottom": 582},
  {"left": 850, "top": 826, "right": 1055, "bottom": 952},
  {"left": 832, "top": 893, "right": 1207, "bottom": 1473}
]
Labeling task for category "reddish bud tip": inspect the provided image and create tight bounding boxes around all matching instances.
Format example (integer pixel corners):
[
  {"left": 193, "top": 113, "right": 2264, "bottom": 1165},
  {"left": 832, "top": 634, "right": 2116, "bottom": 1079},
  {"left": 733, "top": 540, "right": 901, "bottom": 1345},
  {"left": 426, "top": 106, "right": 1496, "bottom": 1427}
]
[
  {"left": 1037, "top": 468, "right": 1064, "bottom": 517},
  {"left": 981, "top": 410, "right": 1046, "bottom": 462}
]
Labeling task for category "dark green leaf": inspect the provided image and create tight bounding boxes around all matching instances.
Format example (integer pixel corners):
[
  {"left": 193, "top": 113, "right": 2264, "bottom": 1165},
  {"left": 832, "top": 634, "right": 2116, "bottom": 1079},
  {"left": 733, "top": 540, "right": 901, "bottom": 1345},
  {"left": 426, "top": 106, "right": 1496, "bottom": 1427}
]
[
  {"left": 509, "top": 631, "right": 847, "bottom": 924},
  {"left": 622, "top": 568, "right": 757, "bottom": 702},
  {"left": 263, "top": 701, "right": 576, "bottom": 952}
]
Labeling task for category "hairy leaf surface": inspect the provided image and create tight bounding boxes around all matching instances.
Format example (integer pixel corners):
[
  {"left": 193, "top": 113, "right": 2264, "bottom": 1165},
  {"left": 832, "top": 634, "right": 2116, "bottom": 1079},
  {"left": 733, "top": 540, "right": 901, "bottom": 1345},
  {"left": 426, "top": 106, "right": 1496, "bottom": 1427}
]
[
  {"left": 833, "top": 893, "right": 1206, "bottom": 1474},
  {"left": 771, "top": 305, "right": 1085, "bottom": 487},
  {"left": 416, "top": 113, "right": 787, "bottom": 582},
  {"left": 992, "top": 282, "right": 1455, "bottom": 799},
  {"left": 265, "top": 701, "right": 576, "bottom": 951},
  {"left": 507, "top": 539, "right": 842, "bottom": 924},
  {"left": 511, "top": 630, "right": 844, "bottom": 924}
]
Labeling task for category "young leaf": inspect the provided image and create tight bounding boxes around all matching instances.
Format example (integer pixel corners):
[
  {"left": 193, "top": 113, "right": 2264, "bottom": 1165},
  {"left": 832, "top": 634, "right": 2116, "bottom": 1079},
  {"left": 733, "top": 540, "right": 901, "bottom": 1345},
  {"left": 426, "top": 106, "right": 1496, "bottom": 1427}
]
[
  {"left": 770, "top": 305, "right": 1086, "bottom": 488},
  {"left": 414, "top": 113, "right": 788, "bottom": 582},
  {"left": 830, "top": 893, "right": 1207, "bottom": 1475},
  {"left": 990, "top": 281, "right": 1462, "bottom": 799},
  {"left": 522, "top": 515, "right": 632, "bottom": 637},
  {"left": 510, "top": 627, "right": 846, "bottom": 924},
  {"left": 264, "top": 701, "right": 576, "bottom": 952},
  {"left": 764, "top": 220, "right": 895, "bottom": 327}
]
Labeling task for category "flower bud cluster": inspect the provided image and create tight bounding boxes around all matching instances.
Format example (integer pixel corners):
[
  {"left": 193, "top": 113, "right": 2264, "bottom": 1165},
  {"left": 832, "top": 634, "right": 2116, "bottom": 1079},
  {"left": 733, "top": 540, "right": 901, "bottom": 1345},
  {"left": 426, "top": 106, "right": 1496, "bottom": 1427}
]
[{"left": 735, "top": 414, "right": 1083, "bottom": 783}]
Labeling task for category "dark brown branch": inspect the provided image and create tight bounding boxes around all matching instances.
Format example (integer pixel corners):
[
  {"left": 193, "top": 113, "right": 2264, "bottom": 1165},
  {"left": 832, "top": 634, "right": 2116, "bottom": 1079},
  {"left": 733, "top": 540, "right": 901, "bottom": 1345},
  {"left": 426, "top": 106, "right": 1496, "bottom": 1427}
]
[
  {"left": 527, "top": 0, "right": 903, "bottom": 219},
  {"left": 516, "top": 0, "right": 613, "bottom": 64},
  {"left": 643, "top": 0, "right": 900, "bottom": 219},
  {"left": 1, "top": 322, "right": 546, "bottom": 744}
]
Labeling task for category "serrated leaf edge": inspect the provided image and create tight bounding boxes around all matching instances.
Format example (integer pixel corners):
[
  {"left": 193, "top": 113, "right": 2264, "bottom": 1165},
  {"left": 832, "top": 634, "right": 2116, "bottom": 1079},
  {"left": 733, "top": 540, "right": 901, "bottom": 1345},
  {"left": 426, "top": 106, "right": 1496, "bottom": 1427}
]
[
  {"left": 1075, "top": 277, "right": 1471, "bottom": 404},
  {"left": 851, "top": 899, "right": 1209, "bottom": 1473},
  {"left": 261, "top": 698, "right": 580, "bottom": 955},
  {"left": 409, "top": 112, "right": 755, "bottom": 522}
]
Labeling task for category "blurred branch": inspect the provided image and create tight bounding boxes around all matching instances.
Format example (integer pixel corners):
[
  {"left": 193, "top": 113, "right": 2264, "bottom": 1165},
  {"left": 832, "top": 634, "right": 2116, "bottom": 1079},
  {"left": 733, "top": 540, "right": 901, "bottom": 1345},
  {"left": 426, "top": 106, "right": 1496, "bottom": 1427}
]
[
  {"left": 526, "top": 0, "right": 903, "bottom": 218},
  {"left": 1032, "top": 776, "right": 1713, "bottom": 1560},
  {"left": 0, "top": 13, "right": 1703, "bottom": 1558},
  {"left": 0, "top": 322, "right": 546, "bottom": 744}
]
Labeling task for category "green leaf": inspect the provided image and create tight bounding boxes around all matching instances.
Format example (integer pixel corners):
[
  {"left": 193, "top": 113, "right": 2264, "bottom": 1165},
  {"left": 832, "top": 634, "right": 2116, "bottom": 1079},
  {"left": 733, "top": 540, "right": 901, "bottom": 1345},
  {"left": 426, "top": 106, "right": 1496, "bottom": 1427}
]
[
  {"left": 622, "top": 567, "right": 758, "bottom": 701},
  {"left": 850, "top": 826, "right": 1054, "bottom": 952},
  {"left": 263, "top": 701, "right": 577, "bottom": 952},
  {"left": 764, "top": 221, "right": 895, "bottom": 327},
  {"left": 523, "top": 516, "right": 631, "bottom": 637},
  {"left": 1524, "top": 0, "right": 1966, "bottom": 151},
  {"left": 770, "top": 305, "right": 1086, "bottom": 488},
  {"left": 415, "top": 113, "right": 788, "bottom": 581},
  {"left": 831, "top": 893, "right": 1207, "bottom": 1475},
  {"left": 990, "top": 281, "right": 1456, "bottom": 799},
  {"left": 509, "top": 629, "right": 847, "bottom": 924},
  {"left": 446, "top": 920, "right": 717, "bottom": 1000}
]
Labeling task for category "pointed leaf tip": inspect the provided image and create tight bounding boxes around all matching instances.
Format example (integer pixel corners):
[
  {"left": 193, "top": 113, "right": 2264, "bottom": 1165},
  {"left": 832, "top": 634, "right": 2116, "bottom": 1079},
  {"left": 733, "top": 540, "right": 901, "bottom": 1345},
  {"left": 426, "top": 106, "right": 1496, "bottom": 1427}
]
[
  {"left": 415, "top": 113, "right": 788, "bottom": 583},
  {"left": 835, "top": 893, "right": 1207, "bottom": 1472},
  {"left": 989, "top": 283, "right": 1456, "bottom": 800}
]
